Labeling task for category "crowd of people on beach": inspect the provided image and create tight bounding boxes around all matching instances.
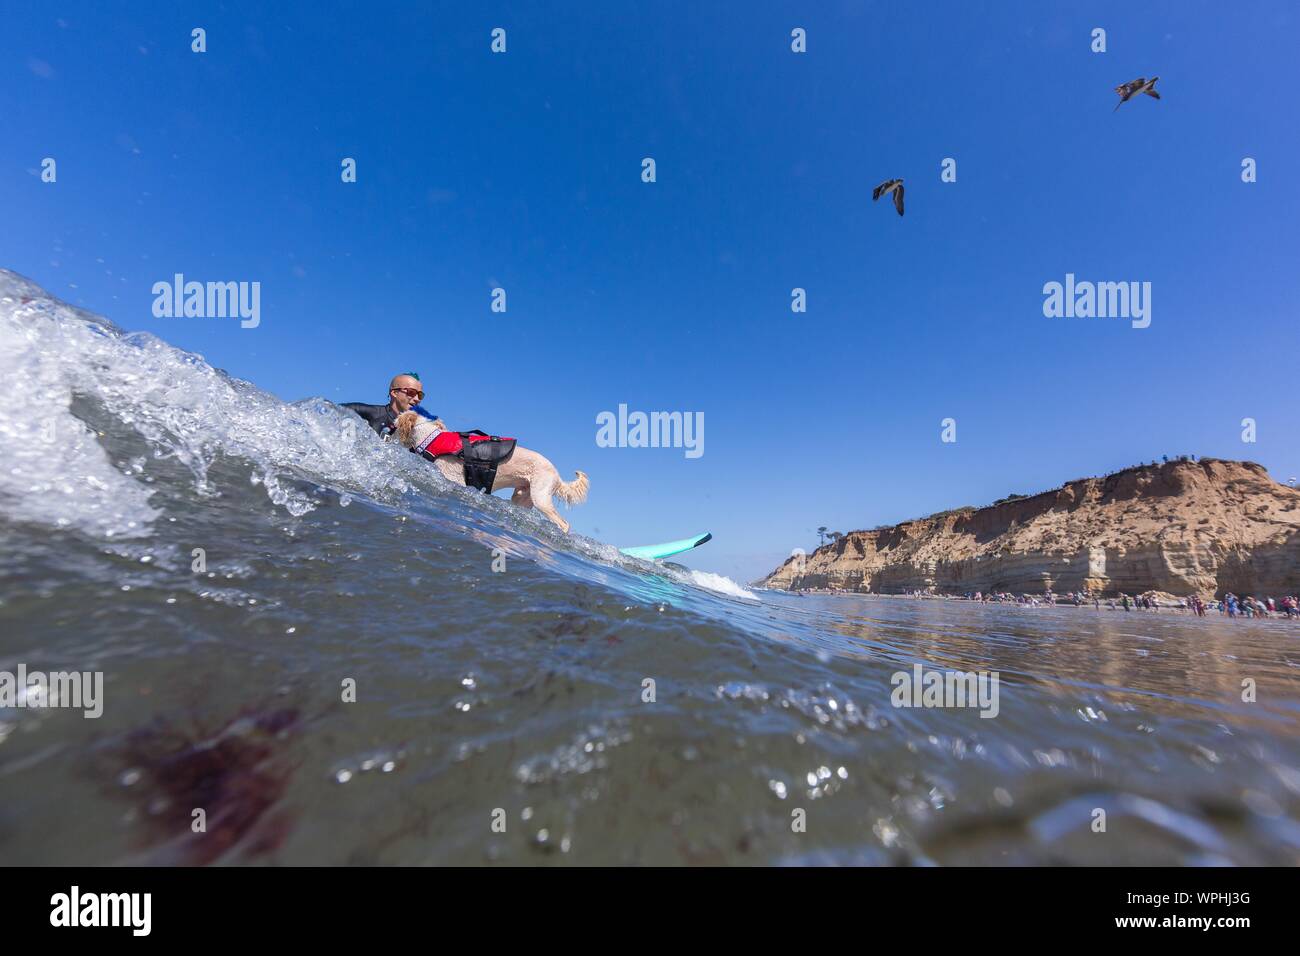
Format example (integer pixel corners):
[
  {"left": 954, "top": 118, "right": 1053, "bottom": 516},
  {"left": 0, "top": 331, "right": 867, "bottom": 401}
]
[
  {"left": 963, "top": 589, "right": 1299, "bottom": 618},
  {"left": 808, "top": 586, "right": 1300, "bottom": 620},
  {"left": 1214, "top": 592, "right": 1299, "bottom": 618}
]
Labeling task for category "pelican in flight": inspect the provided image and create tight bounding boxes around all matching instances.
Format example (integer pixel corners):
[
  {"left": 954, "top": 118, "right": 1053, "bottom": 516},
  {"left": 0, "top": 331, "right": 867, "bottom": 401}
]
[
  {"left": 872, "top": 178, "right": 904, "bottom": 216},
  {"left": 1114, "top": 76, "right": 1161, "bottom": 111}
]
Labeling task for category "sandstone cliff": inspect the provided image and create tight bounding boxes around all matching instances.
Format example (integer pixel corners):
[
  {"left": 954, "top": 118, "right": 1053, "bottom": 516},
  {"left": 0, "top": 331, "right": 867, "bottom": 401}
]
[{"left": 760, "top": 459, "right": 1300, "bottom": 598}]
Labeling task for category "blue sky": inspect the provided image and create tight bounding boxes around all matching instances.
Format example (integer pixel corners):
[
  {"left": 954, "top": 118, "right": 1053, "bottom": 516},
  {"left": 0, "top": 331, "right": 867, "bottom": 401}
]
[{"left": 4, "top": 1, "right": 1297, "bottom": 583}]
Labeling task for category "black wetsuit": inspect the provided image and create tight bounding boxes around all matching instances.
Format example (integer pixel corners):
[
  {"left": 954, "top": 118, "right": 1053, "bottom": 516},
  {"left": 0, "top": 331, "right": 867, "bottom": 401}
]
[
  {"left": 342, "top": 401, "right": 447, "bottom": 465},
  {"left": 341, "top": 402, "right": 399, "bottom": 438}
]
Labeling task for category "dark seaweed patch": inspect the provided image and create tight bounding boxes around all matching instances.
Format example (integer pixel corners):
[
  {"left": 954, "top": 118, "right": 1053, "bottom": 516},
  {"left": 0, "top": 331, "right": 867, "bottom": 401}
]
[{"left": 108, "top": 707, "right": 302, "bottom": 865}]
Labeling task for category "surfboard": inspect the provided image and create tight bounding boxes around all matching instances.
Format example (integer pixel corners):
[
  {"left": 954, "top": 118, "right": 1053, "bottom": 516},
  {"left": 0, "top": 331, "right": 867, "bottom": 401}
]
[{"left": 619, "top": 532, "right": 712, "bottom": 561}]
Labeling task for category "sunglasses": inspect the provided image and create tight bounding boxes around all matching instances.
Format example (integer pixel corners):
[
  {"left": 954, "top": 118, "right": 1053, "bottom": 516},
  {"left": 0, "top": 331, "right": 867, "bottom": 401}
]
[{"left": 392, "top": 387, "right": 424, "bottom": 400}]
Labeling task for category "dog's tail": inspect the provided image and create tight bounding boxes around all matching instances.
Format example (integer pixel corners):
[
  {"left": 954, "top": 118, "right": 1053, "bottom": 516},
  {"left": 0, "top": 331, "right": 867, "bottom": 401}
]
[{"left": 553, "top": 470, "right": 589, "bottom": 506}]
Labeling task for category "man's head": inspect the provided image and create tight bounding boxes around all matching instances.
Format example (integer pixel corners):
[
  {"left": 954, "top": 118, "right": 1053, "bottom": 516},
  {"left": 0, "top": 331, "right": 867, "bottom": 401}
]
[{"left": 387, "top": 373, "right": 423, "bottom": 413}]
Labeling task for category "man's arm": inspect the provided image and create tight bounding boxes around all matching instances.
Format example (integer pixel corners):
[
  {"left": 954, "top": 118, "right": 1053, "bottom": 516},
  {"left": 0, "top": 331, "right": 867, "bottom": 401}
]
[{"left": 341, "top": 402, "right": 390, "bottom": 436}]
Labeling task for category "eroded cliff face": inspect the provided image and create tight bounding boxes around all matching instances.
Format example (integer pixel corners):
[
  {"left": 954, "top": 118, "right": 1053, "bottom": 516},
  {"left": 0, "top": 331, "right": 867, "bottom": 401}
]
[{"left": 761, "top": 459, "right": 1300, "bottom": 598}]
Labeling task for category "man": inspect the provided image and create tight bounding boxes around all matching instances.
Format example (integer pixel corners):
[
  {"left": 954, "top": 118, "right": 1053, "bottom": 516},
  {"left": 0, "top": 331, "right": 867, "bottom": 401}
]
[
  {"left": 343, "top": 373, "right": 431, "bottom": 439},
  {"left": 345, "top": 372, "right": 522, "bottom": 495}
]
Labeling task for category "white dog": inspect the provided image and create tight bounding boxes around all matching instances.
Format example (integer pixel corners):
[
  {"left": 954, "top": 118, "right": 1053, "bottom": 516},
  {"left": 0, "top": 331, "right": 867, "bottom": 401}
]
[{"left": 393, "top": 411, "right": 589, "bottom": 532}]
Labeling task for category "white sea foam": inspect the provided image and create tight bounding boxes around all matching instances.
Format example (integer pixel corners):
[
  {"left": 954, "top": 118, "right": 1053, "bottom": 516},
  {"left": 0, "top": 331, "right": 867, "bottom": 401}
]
[
  {"left": 685, "top": 569, "right": 756, "bottom": 600},
  {"left": 0, "top": 269, "right": 418, "bottom": 538},
  {"left": 0, "top": 277, "right": 156, "bottom": 537}
]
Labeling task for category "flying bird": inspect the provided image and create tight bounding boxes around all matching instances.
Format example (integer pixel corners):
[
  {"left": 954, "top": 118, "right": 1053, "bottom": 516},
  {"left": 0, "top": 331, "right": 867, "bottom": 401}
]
[
  {"left": 872, "top": 178, "right": 904, "bottom": 216},
  {"left": 1113, "top": 76, "right": 1161, "bottom": 111}
]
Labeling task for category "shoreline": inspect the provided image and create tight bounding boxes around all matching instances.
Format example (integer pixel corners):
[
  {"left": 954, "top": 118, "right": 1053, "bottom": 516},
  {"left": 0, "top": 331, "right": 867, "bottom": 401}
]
[{"left": 773, "top": 587, "right": 1300, "bottom": 621}]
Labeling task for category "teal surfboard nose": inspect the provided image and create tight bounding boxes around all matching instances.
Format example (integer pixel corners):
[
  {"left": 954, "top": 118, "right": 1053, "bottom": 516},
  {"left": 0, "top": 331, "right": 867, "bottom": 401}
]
[{"left": 619, "top": 532, "right": 712, "bottom": 561}]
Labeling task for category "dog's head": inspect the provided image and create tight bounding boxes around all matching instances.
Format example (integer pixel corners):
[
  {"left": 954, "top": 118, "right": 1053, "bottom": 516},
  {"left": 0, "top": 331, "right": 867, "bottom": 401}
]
[{"left": 393, "top": 411, "right": 446, "bottom": 448}]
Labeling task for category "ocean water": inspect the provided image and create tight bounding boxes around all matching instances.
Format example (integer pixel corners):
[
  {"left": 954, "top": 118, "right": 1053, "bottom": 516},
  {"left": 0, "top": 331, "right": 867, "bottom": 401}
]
[{"left": 2, "top": 268, "right": 1298, "bottom": 865}]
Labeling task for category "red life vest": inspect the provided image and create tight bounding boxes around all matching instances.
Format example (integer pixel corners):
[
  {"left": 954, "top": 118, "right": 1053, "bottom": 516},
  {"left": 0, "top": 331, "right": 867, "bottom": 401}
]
[
  {"left": 414, "top": 428, "right": 464, "bottom": 457},
  {"left": 414, "top": 429, "right": 514, "bottom": 457},
  {"left": 414, "top": 428, "right": 518, "bottom": 493}
]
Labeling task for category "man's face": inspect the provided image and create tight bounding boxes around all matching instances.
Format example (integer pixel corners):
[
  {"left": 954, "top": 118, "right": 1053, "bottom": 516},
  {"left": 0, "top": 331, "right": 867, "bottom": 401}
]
[{"left": 389, "top": 375, "right": 423, "bottom": 413}]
